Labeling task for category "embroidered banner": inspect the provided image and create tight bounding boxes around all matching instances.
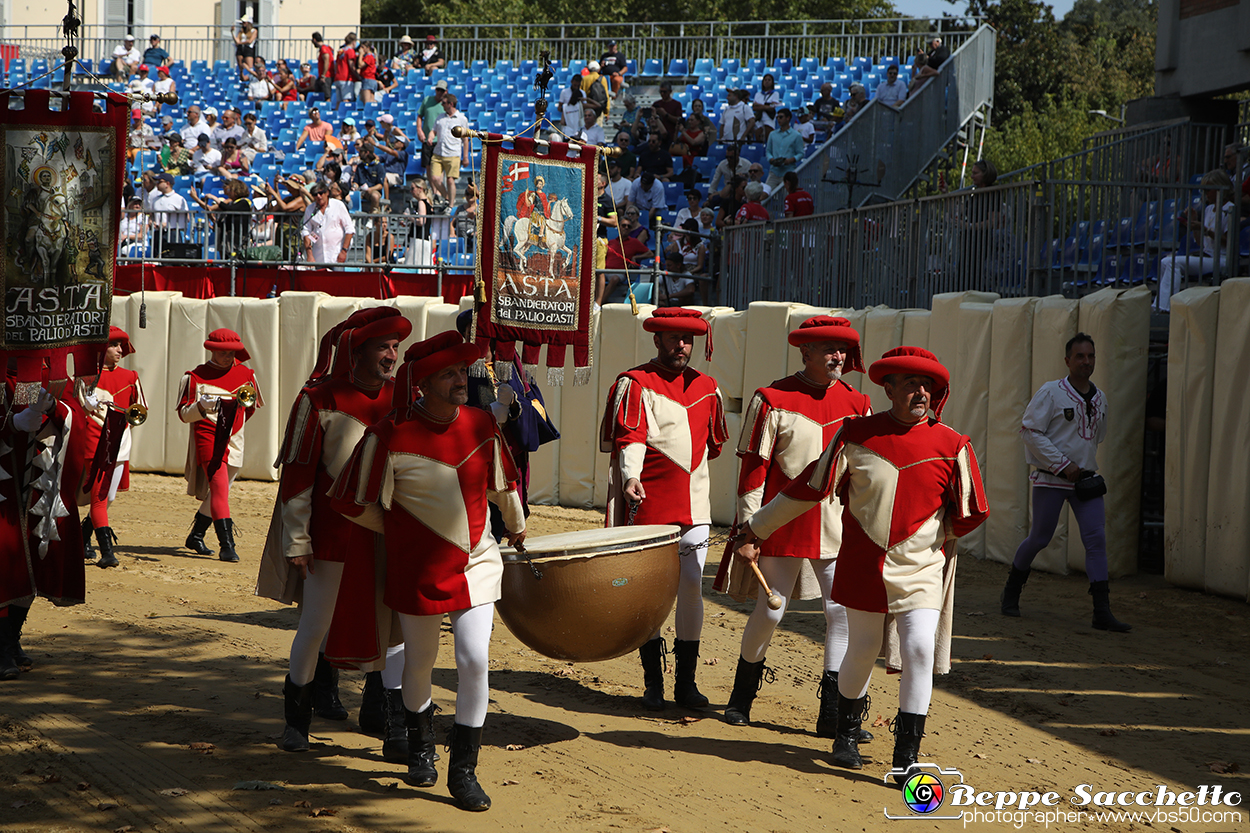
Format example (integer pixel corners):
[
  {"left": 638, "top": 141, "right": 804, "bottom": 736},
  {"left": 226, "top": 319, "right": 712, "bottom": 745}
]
[
  {"left": 0, "top": 90, "right": 127, "bottom": 355},
  {"left": 475, "top": 135, "right": 598, "bottom": 384}
]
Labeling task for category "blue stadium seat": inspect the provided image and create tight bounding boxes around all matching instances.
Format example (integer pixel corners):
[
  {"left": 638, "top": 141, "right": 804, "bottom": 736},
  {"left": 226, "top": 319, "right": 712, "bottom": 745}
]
[
  {"left": 643, "top": 58, "right": 663, "bottom": 76},
  {"left": 694, "top": 58, "right": 715, "bottom": 75},
  {"left": 800, "top": 57, "right": 820, "bottom": 74},
  {"left": 667, "top": 59, "right": 688, "bottom": 76},
  {"left": 776, "top": 58, "right": 792, "bottom": 73},
  {"left": 826, "top": 57, "right": 847, "bottom": 73},
  {"left": 722, "top": 58, "right": 740, "bottom": 74},
  {"left": 625, "top": 59, "right": 637, "bottom": 75}
]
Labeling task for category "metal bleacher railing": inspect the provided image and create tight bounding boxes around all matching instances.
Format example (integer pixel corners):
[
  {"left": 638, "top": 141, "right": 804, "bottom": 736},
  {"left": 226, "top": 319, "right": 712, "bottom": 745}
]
[
  {"left": 764, "top": 23, "right": 997, "bottom": 217},
  {"left": 0, "top": 19, "right": 983, "bottom": 71}
]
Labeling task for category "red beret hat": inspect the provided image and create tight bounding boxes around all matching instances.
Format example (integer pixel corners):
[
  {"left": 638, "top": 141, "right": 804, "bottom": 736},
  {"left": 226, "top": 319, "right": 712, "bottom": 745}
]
[
  {"left": 868, "top": 346, "right": 950, "bottom": 419},
  {"left": 787, "top": 315, "right": 864, "bottom": 373},
  {"left": 642, "top": 307, "right": 713, "bottom": 360},
  {"left": 108, "top": 325, "right": 135, "bottom": 357},
  {"left": 203, "top": 328, "right": 250, "bottom": 361}
]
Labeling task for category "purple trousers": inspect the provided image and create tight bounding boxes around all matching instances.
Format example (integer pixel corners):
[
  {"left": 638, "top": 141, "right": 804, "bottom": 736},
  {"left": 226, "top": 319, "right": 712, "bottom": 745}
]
[{"left": 1012, "top": 485, "right": 1109, "bottom": 582}]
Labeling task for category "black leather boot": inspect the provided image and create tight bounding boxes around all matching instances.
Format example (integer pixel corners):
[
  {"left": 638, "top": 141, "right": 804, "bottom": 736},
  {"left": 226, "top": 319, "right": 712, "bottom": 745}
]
[
  {"left": 1089, "top": 580, "right": 1132, "bottom": 632},
  {"left": 830, "top": 692, "right": 871, "bottom": 769},
  {"left": 7, "top": 605, "right": 33, "bottom": 670},
  {"left": 0, "top": 615, "right": 21, "bottom": 681},
  {"left": 185, "top": 512, "right": 215, "bottom": 556},
  {"left": 890, "top": 711, "right": 927, "bottom": 785},
  {"left": 312, "top": 653, "right": 348, "bottom": 720},
  {"left": 381, "top": 687, "right": 409, "bottom": 764},
  {"left": 281, "top": 675, "right": 314, "bottom": 751},
  {"left": 723, "top": 655, "right": 768, "bottom": 726},
  {"left": 359, "top": 670, "right": 386, "bottom": 735},
  {"left": 82, "top": 517, "right": 96, "bottom": 561},
  {"left": 404, "top": 702, "right": 439, "bottom": 787},
  {"left": 95, "top": 526, "right": 119, "bottom": 569},
  {"left": 817, "top": 671, "right": 873, "bottom": 741},
  {"left": 214, "top": 518, "right": 238, "bottom": 563},
  {"left": 638, "top": 638, "right": 666, "bottom": 711},
  {"left": 672, "top": 639, "right": 709, "bottom": 708},
  {"left": 1001, "top": 566, "right": 1030, "bottom": 617},
  {"left": 446, "top": 723, "right": 491, "bottom": 811}
]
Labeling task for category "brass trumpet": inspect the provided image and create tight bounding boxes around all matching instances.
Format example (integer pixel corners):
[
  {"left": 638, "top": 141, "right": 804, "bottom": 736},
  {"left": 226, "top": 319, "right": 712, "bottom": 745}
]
[
  {"left": 214, "top": 382, "right": 259, "bottom": 409},
  {"left": 104, "top": 401, "right": 148, "bottom": 427}
]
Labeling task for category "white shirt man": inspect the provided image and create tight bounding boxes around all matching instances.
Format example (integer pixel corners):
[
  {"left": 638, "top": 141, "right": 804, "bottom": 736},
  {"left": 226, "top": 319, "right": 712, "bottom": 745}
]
[
  {"left": 192, "top": 139, "right": 222, "bottom": 173},
  {"left": 578, "top": 114, "right": 606, "bottom": 147},
  {"left": 710, "top": 154, "right": 750, "bottom": 192},
  {"left": 608, "top": 168, "right": 632, "bottom": 204},
  {"left": 720, "top": 92, "right": 752, "bottom": 142},
  {"left": 629, "top": 173, "right": 666, "bottom": 220},
  {"left": 301, "top": 187, "right": 356, "bottom": 266},
  {"left": 150, "top": 175, "right": 189, "bottom": 232},
  {"left": 211, "top": 112, "right": 245, "bottom": 151},
  {"left": 181, "top": 107, "right": 210, "bottom": 147},
  {"left": 875, "top": 67, "right": 908, "bottom": 109},
  {"left": 432, "top": 107, "right": 469, "bottom": 159},
  {"left": 239, "top": 118, "right": 269, "bottom": 161}
]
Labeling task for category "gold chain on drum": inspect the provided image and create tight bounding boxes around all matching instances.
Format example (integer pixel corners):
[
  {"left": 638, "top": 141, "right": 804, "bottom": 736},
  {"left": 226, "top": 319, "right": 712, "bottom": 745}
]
[{"left": 679, "top": 529, "right": 736, "bottom": 557}]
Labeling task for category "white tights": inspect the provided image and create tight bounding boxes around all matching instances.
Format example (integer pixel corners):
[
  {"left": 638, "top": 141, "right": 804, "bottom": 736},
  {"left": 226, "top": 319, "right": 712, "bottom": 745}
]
[
  {"left": 839, "top": 607, "right": 940, "bottom": 715},
  {"left": 738, "top": 557, "right": 848, "bottom": 670},
  {"left": 289, "top": 561, "right": 406, "bottom": 688},
  {"left": 399, "top": 603, "right": 494, "bottom": 727},
  {"left": 650, "top": 524, "right": 707, "bottom": 642}
]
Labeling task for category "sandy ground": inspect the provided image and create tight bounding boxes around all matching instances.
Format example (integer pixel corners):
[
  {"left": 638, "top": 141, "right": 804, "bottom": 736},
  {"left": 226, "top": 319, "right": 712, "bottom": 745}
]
[{"left": 2, "top": 473, "right": 1248, "bottom": 833}]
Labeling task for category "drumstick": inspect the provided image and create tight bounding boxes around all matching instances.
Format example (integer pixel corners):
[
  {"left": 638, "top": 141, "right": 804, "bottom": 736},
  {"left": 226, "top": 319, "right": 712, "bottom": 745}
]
[{"left": 749, "top": 561, "right": 784, "bottom": 610}]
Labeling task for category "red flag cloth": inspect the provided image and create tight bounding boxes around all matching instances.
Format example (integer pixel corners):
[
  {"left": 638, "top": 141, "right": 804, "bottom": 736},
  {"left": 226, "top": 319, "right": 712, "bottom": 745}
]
[
  {"left": 0, "top": 90, "right": 128, "bottom": 380},
  {"left": 475, "top": 135, "right": 599, "bottom": 385}
]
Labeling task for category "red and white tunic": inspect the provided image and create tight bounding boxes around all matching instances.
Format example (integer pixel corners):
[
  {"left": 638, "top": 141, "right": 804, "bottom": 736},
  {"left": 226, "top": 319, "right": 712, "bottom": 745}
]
[
  {"left": 78, "top": 366, "right": 146, "bottom": 496},
  {"left": 332, "top": 404, "right": 525, "bottom": 617},
  {"left": 176, "top": 360, "right": 262, "bottom": 496},
  {"left": 751, "top": 413, "right": 989, "bottom": 614},
  {"left": 736, "top": 374, "right": 871, "bottom": 558},
  {"left": 1021, "top": 378, "right": 1107, "bottom": 490},
  {"left": 599, "top": 361, "right": 728, "bottom": 527}
]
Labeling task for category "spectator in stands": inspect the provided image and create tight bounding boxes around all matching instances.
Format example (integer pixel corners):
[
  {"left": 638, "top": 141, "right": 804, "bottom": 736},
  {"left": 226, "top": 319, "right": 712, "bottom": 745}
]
[
  {"left": 631, "top": 106, "right": 657, "bottom": 146},
  {"left": 812, "top": 83, "right": 843, "bottom": 133},
  {"left": 709, "top": 174, "right": 745, "bottom": 229},
  {"left": 160, "top": 133, "right": 193, "bottom": 176},
  {"left": 616, "top": 95, "right": 640, "bottom": 136},
  {"left": 764, "top": 108, "right": 804, "bottom": 192},
  {"left": 127, "top": 109, "right": 155, "bottom": 162},
  {"left": 579, "top": 109, "right": 606, "bottom": 147},
  {"left": 793, "top": 106, "right": 817, "bottom": 143},
  {"left": 1158, "top": 169, "right": 1236, "bottom": 312},
  {"left": 559, "top": 82, "right": 587, "bottom": 133},
  {"left": 605, "top": 159, "right": 631, "bottom": 206},
  {"left": 150, "top": 173, "right": 190, "bottom": 246},
  {"left": 746, "top": 162, "right": 771, "bottom": 196},
  {"left": 296, "top": 61, "right": 317, "bottom": 99},
  {"left": 698, "top": 206, "right": 715, "bottom": 234},
  {"left": 212, "top": 108, "right": 245, "bottom": 150},
  {"left": 720, "top": 88, "right": 754, "bottom": 143},
  {"left": 332, "top": 33, "right": 360, "bottom": 111},
  {"left": 672, "top": 217, "right": 708, "bottom": 274},
  {"left": 710, "top": 143, "right": 749, "bottom": 193},
  {"left": 417, "top": 81, "right": 448, "bottom": 172},
  {"left": 311, "top": 32, "right": 334, "bottom": 101},
  {"left": 637, "top": 133, "right": 673, "bottom": 182},
  {"left": 453, "top": 181, "right": 478, "bottom": 242},
  {"left": 582, "top": 61, "right": 611, "bottom": 118},
  {"left": 248, "top": 59, "right": 276, "bottom": 102},
  {"left": 181, "top": 106, "right": 207, "bottom": 147},
  {"left": 131, "top": 65, "right": 155, "bottom": 113},
  {"left": 845, "top": 83, "right": 868, "bottom": 119},
  {"left": 599, "top": 206, "right": 652, "bottom": 305},
  {"left": 415, "top": 34, "right": 445, "bottom": 76},
  {"left": 364, "top": 215, "right": 395, "bottom": 263},
  {"left": 295, "top": 106, "right": 334, "bottom": 150},
  {"left": 339, "top": 116, "right": 361, "bottom": 145},
  {"left": 654, "top": 82, "right": 683, "bottom": 144},
  {"left": 920, "top": 37, "right": 950, "bottom": 74},
  {"left": 675, "top": 188, "right": 703, "bottom": 230},
  {"left": 152, "top": 66, "right": 176, "bottom": 114},
  {"left": 376, "top": 135, "right": 410, "bottom": 197},
  {"left": 613, "top": 131, "right": 638, "bottom": 179},
  {"left": 316, "top": 149, "right": 351, "bottom": 188},
  {"left": 192, "top": 134, "right": 222, "bottom": 174},
  {"left": 782, "top": 171, "right": 814, "bottom": 217},
  {"left": 302, "top": 182, "right": 355, "bottom": 267},
  {"left": 359, "top": 42, "right": 379, "bottom": 103},
  {"left": 190, "top": 178, "right": 254, "bottom": 257},
  {"left": 908, "top": 54, "right": 929, "bottom": 98},
  {"left": 679, "top": 99, "right": 713, "bottom": 157},
  {"left": 218, "top": 137, "right": 250, "bottom": 179},
  {"left": 120, "top": 197, "right": 148, "bottom": 256},
  {"left": 876, "top": 64, "right": 907, "bottom": 109},
  {"left": 355, "top": 146, "right": 389, "bottom": 212},
  {"left": 392, "top": 35, "right": 416, "bottom": 76},
  {"left": 112, "top": 34, "right": 141, "bottom": 83},
  {"left": 630, "top": 170, "right": 666, "bottom": 224},
  {"left": 238, "top": 112, "right": 268, "bottom": 162},
  {"left": 202, "top": 106, "right": 220, "bottom": 135},
  {"left": 754, "top": 74, "right": 782, "bottom": 142},
  {"left": 274, "top": 62, "right": 298, "bottom": 107},
  {"left": 379, "top": 113, "right": 409, "bottom": 145},
  {"left": 431, "top": 93, "right": 470, "bottom": 208},
  {"left": 735, "top": 181, "right": 770, "bottom": 225},
  {"left": 377, "top": 62, "right": 399, "bottom": 95},
  {"left": 143, "top": 34, "right": 171, "bottom": 68},
  {"left": 138, "top": 170, "right": 160, "bottom": 212},
  {"left": 600, "top": 40, "right": 628, "bottom": 97},
  {"left": 658, "top": 249, "right": 696, "bottom": 307},
  {"left": 232, "top": 14, "right": 258, "bottom": 80}
]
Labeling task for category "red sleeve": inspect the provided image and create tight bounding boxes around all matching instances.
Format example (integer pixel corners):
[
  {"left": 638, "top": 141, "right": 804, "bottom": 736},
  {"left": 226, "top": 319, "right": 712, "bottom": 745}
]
[{"left": 598, "top": 375, "right": 647, "bottom": 454}]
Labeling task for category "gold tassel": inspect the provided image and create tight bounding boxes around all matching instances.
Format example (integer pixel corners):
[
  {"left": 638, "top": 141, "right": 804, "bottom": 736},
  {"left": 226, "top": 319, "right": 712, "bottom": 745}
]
[{"left": 474, "top": 276, "right": 487, "bottom": 304}]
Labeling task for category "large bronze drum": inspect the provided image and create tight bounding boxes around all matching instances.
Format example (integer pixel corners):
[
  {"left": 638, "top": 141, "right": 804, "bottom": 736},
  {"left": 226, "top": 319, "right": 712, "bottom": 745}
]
[{"left": 497, "top": 525, "right": 681, "bottom": 662}]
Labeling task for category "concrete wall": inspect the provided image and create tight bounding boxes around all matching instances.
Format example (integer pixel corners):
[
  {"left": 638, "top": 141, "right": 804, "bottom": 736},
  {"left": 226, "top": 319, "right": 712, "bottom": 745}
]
[
  {"left": 112, "top": 288, "right": 1181, "bottom": 585},
  {"left": 1155, "top": 0, "right": 1250, "bottom": 99}
]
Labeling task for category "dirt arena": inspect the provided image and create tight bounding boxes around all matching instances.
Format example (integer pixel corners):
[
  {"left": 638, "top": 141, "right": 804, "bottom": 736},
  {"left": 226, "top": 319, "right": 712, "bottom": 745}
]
[{"left": 2, "top": 473, "right": 1247, "bottom": 833}]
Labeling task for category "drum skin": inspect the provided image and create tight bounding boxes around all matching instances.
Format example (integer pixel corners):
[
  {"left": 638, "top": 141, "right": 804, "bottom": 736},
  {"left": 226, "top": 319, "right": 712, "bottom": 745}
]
[{"left": 498, "top": 525, "right": 681, "bottom": 662}]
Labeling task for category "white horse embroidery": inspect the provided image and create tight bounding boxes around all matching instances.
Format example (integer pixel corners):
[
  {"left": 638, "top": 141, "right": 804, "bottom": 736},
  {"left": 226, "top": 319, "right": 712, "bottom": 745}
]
[{"left": 502, "top": 197, "right": 576, "bottom": 278}]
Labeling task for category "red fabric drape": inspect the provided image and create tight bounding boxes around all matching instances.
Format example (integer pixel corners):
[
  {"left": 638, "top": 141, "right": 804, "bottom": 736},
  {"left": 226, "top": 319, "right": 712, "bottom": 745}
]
[{"left": 113, "top": 265, "right": 474, "bottom": 304}]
